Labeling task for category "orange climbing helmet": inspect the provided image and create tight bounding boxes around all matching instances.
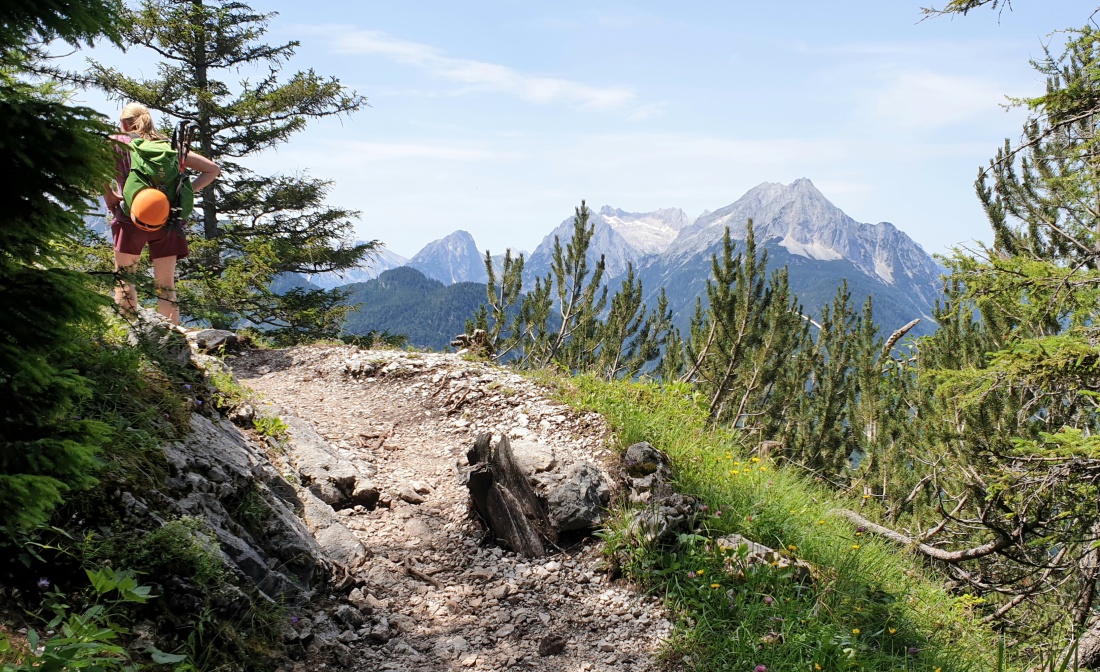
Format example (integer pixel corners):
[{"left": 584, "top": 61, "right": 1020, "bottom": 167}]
[{"left": 130, "top": 187, "right": 171, "bottom": 231}]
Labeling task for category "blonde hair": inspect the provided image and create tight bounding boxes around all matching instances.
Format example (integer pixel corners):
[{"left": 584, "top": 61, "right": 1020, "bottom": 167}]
[{"left": 120, "top": 102, "right": 164, "bottom": 140}]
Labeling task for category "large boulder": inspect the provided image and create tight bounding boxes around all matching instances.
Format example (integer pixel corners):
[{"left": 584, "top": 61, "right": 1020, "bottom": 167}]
[
  {"left": 187, "top": 329, "right": 238, "bottom": 353},
  {"left": 547, "top": 463, "right": 610, "bottom": 532}
]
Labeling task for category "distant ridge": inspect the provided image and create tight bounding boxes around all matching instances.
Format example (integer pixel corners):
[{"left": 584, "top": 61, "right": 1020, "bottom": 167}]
[{"left": 307, "top": 245, "right": 409, "bottom": 289}]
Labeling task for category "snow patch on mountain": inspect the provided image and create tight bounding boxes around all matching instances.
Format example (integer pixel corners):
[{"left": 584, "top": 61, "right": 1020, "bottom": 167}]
[
  {"left": 598, "top": 206, "right": 691, "bottom": 255},
  {"left": 779, "top": 235, "right": 843, "bottom": 262}
]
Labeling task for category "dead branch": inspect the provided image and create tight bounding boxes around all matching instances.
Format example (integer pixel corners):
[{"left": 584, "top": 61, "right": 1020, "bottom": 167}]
[
  {"left": 880, "top": 319, "right": 921, "bottom": 361},
  {"left": 920, "top": 495, "right": 969, "bottom": 542},
  {"left": 831, "top": 508, "right": 1011, "bottom": 562},
  {"left": 889, "top": 475, "right": 933, "bottom": 522},
  {"left": 403, "top": 557, "right": 443, "bottom": 589}
]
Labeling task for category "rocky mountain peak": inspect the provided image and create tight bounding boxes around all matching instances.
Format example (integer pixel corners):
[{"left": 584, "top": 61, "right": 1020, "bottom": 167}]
[{"left": 408, "top": 230, "right": 488, "bottom": 285}]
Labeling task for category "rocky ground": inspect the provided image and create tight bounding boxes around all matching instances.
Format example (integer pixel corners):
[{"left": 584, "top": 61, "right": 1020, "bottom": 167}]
[{"left": 230, "top": 345, "right": 675, "bottom": 672}]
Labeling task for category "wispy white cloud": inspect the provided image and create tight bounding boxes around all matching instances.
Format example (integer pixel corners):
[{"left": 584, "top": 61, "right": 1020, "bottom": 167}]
[
  {"left": 872, "top": 69, "right": 1008, "bottom": 130},
  {"left": 330, "top": 29, "right": 637, "bottom": 111},
  {"left": 284, "top": 140, "right": 527, "bottom": 164}
]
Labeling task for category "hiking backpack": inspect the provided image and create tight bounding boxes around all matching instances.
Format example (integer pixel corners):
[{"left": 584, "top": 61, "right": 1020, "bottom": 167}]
[{"left": 121, "top": 121, "right": 196, "bottom": 232}]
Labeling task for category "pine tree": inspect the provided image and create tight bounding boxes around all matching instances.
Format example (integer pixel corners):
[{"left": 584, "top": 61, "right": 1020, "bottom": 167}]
[
  {"left": 473, "top": 200, "right": 674, "bottom": 377},
  {"left": 1, "top": 0, "right": 121, "bottom": 529},
  {"left": 847, "top": 26, "right": 1100, "bottom": 652},
  {"left": 683, "top": 223, "right": 807, "bottom": 426},
  {"left": 87, "top": 0, "right": 375, "bottom": 340},
  {"left": 532, "top": 201, "right": 607, "bottom": 370},
  {"left": 595, "top": 265, "right": 671, "bottom": 380},
  {"left": 977, "top": 28, "right": 1100, "bottom": 269},
  {"left": 482, "top": 248, "right": 525, "bottom": 360}
]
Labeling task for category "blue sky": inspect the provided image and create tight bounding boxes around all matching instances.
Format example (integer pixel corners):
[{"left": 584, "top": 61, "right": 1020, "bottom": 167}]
[{"left": 73, "top": 1, "right": 1097, "bottom": 259}]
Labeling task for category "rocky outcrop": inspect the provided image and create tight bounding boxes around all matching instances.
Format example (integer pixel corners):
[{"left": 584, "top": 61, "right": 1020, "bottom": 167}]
[
  {"left": 126, "top": 308, "right": 191, "bottom": 368},
  {"left": 160, "top": 414, "right": 333, "bottom": 600},
  {"left": 260, "top": 405, "right": 380, "bottom": 511}
]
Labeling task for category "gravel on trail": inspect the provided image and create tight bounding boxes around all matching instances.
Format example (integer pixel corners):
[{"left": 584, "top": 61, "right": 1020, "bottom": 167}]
[{"left": 231, "top": 345, "right": 675, "bottom": 672}]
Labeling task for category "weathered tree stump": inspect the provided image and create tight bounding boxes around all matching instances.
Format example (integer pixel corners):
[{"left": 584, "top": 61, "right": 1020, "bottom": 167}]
[{"left": 465, "top": 433, "right": 554, "bottom": 557}]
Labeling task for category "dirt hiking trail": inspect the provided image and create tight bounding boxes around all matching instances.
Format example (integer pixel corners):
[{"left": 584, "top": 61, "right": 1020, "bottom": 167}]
[{"left": 232, "top": 345, "right": 674, "bottom": 671}]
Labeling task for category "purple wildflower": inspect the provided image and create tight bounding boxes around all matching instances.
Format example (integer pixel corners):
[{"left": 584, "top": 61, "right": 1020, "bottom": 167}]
[
  {"left": 183, "top": 384, "right": 191, "bottom": 390},
  {"left": 763, "top": 596, "right": 774, "bottom": 605},
  {"left": 755, "top": 666, "right": 767, "bottom": 672},
  {"left": 195, "top": 399, "right": 203, "bottom": 405},
  {"left": 291, "top": 616, "right": 299, "bottom": 624},
  {"left": 908, "top": 647, "right": 919, "bottom": 656},
  {"left": 36, "top": 577, "right": 50, "bottom": 590}
]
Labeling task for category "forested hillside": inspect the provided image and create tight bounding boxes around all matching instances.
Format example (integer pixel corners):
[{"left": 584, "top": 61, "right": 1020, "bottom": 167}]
[{"left": 342, "top": 267, "right": 488, "bottom": 350}]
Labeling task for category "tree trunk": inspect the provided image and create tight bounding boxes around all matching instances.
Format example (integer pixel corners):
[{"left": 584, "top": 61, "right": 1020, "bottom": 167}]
[{"left": 192, "top": 0, "right": 218, "bottom": 240}]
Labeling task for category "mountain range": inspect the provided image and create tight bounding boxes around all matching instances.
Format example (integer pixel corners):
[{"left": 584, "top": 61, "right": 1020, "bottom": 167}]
[
  {"left": 80, "top": 179, "right": 944, "bottom": 345},
  {"left": 339, "top": 179, "right": 945, "bottom": 345}
]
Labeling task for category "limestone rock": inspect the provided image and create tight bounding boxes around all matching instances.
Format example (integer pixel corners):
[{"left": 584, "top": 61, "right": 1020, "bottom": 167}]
[
  {"left": 264, "top": 406, "right": 377, "bottom": 511},
  {"left": 127, "top": 308, "right": 191, "bottom": 368},
  {"left": 546, "top": 462, "right": 610, "bottom": 532},
  {"left": 627, "top": 492, "right": 703, "bottom": 547},
  {"left": 510, "top": 441, "right": 557, "bottom": 476},
  {"left": 187, "top": 329, "right": 238, "bottom": 353},
  {"left": 161, "top": 414, "right": 333, "bottom": 600},
  {"left": 298, "top": 489, "right": 370, "bottom": 568}
]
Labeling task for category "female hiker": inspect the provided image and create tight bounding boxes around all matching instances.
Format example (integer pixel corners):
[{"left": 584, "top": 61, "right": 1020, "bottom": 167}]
[{"left": 103, "top": 102, "right": 220, "bottom": 325}]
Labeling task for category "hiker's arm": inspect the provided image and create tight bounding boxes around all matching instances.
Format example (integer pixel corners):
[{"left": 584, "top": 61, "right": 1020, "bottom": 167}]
[
  {"left": 185, "top": 152, "right": 220, "bottom": 192},
  {"left": 103, "top": 185, "right": 121, "bottom": 212}
]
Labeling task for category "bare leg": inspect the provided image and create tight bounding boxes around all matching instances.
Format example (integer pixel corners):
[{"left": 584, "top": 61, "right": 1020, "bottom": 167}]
[
  {"left": 114, "top": 251, "right": 141, "bottom": 316},
  {"left": 152, "top": 255, "right": 179, "bottom": 325}
]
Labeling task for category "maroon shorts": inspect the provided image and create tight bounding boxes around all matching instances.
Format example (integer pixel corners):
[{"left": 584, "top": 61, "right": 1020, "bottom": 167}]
[{"left": 111, "top": 219, "right": 189, "bottom": 260}]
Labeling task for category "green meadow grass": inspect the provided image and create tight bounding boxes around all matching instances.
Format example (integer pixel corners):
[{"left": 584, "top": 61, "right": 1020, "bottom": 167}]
[{"left": 548, "top": 375, "right": 1016, "bottom": 672}]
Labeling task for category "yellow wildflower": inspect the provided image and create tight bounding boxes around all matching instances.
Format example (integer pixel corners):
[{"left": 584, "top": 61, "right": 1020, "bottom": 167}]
[
  {"left": 751, "top": 457, "right": 760, "bottom": 463},
  {"left": 852, "top": 628, "right": 860, "bottom": 635},
  {"left": 711, "top": 583, "right": 720, "bottom": 589},
  {"left": 851, "top": 544, "right": 861, "bottom": 550}
]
